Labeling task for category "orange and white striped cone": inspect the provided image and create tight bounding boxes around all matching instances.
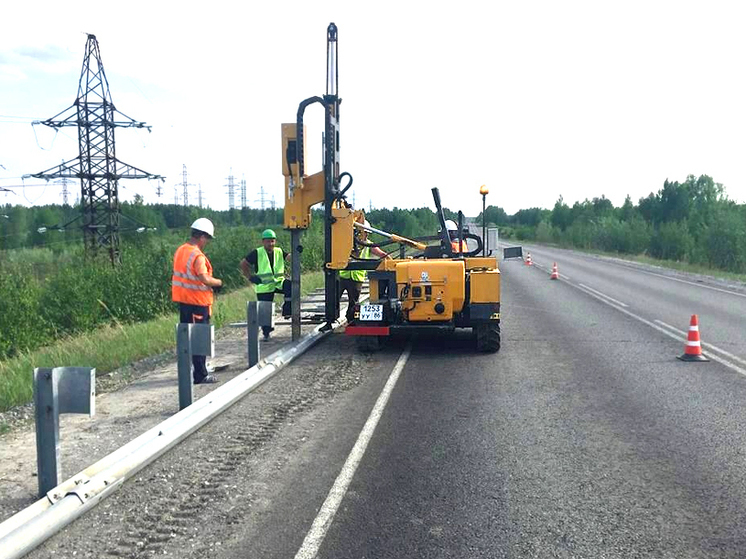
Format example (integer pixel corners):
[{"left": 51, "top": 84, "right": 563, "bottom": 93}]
[
  {"left": 525, "top": 252, "right": 533, "bottom": 266},
  {"left": 550, "top": 262, "right": 559, "bottom": 280},
  {"left": 677, "top": 314, "right": 709, "bottom": 362}
]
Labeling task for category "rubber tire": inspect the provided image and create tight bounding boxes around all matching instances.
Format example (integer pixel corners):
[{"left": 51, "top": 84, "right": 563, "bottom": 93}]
[
  {"left": 357, "top": 335, "right": 381, "bottom": 353},
  {"left": 475, "top": 322, "right": 501, "bottom": 353}
]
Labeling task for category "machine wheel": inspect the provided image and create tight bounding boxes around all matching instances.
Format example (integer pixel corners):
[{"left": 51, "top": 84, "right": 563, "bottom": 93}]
[
  {"left": 475, "top": 322, "right": 501, "bottom": 353},
  {"left": 356, "top": 335, "right": 381, "bottom": 353}
]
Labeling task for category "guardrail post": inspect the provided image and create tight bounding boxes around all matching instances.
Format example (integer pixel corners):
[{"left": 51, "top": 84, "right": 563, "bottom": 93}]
[
  {"left": 177, "top": 324, "right": 215, "bottom": 410},
  {"left": 33, "top": 367, "right": 95, "bottom": 497},
  {"left": 247, "top": 301, "right": 260, "bottom": 368},
  {"left": 176, "top": 324, "right": 193, "bottom": 410}
]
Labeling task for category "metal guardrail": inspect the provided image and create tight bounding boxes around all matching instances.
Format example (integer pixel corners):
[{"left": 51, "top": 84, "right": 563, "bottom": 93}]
[{"left": 0, "top": 318, "right": 346, "bottom": 559}]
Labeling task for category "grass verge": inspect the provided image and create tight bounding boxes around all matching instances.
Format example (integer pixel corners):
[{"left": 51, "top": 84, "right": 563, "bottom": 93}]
[{"left": 0, "top": 272, "right": 324, "bottom": 413}]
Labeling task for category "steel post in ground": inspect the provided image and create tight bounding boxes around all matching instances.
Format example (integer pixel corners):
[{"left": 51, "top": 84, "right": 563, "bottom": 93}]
[
  {"left": 247, "top": 301, "right": 260, "bottom": 368},
  {"left": 176, "top": 324, "right": 193, "bottom": 411},
  {"left": 291, "top": 229, "right": 302, "bottom": 341},
  {"left": 33, "top": 369, "right": 60, "bottom": 498},
  {"left": 33, "top": 367, "right": 95, "bottom": 498}
]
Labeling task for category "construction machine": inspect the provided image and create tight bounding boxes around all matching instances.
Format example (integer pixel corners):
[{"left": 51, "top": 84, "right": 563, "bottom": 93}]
[{"left": 281, "top": 23, "right": 501, "bottom": 352}]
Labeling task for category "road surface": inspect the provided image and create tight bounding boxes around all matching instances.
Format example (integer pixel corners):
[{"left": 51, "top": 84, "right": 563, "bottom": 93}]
[{"left": 25, "top": 245, "right": 746, "bottom": 559}]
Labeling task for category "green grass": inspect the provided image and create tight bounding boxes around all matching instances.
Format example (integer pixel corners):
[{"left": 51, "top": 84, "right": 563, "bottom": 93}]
[{"left": 0, "top": 272, "right": 324, "bottom": 413}]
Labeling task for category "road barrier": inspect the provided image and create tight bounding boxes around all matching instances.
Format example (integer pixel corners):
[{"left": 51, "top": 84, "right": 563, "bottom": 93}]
[{"left": 0, "top": 318, "right": 344, "bottom": 559}]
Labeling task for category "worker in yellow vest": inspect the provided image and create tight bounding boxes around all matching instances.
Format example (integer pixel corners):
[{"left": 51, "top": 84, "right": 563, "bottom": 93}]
[
  {"left": 240, "top": 229, "right": 291, "bottom": 340},
  {"left": 339, "top": 220, "right": 389, "bottom": 323},
  {"left": 172, "top": 218, "right": 223, "bottom": 384}
]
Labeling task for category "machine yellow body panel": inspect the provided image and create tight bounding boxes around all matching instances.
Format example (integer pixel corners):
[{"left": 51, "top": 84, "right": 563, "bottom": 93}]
[
  {"left": 328, "top": 208, "right": 365, "bottom": 269},
  {"left": 282, "top": 123, "right": 325, "bottom": 229},
  {"left": 463, "top": 257, "right": 499, "bottom": 270},
  {"left": 395, "top": 260, "right": 465, "bottom": 322},
  {"left": 470, "top": 269, "right": 501, "bottom": 303}
]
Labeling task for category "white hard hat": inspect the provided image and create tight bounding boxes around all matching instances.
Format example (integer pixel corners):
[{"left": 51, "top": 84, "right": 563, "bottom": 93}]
[
  {"left": 444, "top": 219, "right": 458, "bottom": 231},
  {"left": 191, "top": 218, "right": 215, "bottom": 238},
  {"left": 364, "top": 219, "right": 371, "bottom": 227}
]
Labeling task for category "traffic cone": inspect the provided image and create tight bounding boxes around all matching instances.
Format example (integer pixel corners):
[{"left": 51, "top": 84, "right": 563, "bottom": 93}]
[
  {"left": 525, "top": 252, "right": 533, "bottom": 266},
  {"left": 550, "top": 262, "right": 559, "bottom": 280},
  {"left": 677, "top": 315, "right": 709, "bottom": 362}
]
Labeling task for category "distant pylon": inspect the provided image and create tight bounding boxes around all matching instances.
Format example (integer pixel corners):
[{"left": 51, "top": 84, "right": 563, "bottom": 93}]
[
  {"left": 58, "top": 160, "right": 70, "bottom": 205},
  {"left": 240, "top": 176, "right": 247, "bottom": 209},
  {"left": 25, "top": 34, "right": 163, "bottom": 265},
  {"left": 198, "top": 183, "right": 203, "bottom": 208},
  {"left": 255, "top": 185, "right": 268, "bottom": 210},
  {"left": 226, "top": 169, "right": 235, "bottom": 209},
  {"left": 271, "top": 195, "right": 276, "bottom": 210}
]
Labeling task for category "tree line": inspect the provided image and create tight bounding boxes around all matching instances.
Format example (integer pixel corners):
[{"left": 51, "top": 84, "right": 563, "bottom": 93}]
[{"left": 479, "top": 175, "right": 746, "bottom": 274}]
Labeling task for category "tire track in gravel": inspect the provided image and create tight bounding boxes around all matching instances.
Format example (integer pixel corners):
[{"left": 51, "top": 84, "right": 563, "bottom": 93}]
[{"left": 97, "top": 352, "right": 365, "bottom": 559}]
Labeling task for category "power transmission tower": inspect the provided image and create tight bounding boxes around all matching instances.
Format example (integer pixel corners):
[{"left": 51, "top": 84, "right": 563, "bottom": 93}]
[
  {"left": 175, "top": 164, "right": 194, "bottom": 207},
  {"left": 198, "top": 183, "right": 203, "bottom": 208},
  {"left": 240, "top": 176, "right": 247, "bottom": 209},
  {"left": 25, "top": 34, "right": 163, "bottom": 265},
  {"left": 271, "top": 195, "right": 276, "bottom": 210},
  {"left": 58, "top": 160, "right": 70, "bottom": 205},
  {"left": 255, "top": 185, "right": 268, "bottom": 210},
  {"left": 352, "top": 190, "right": 356, "bottom": 208},
  {"left": 226, "top": 169, "right": 236, "bottom": 210},
  {"left": 369, "top": 199, "right": 373, "bottom": 212},
  {"left": 173, "top": 186, "right": 179, "bottom": 206}
]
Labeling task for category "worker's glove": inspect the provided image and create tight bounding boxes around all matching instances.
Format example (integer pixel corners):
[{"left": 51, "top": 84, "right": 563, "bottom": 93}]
[
  {"left": 212, "top": 284, "right": 223, "bottom": 294},
  {"left": 249, "top": 275, "right": 261, "bottom": 285}
]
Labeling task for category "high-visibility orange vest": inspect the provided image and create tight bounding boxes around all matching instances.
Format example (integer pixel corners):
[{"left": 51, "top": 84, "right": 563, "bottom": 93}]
[
  {"left": 172, "top": 243, "right": 213, "bottom": 308},
  {"left": 451, "top": 240, "right": 468, "bottom": 253}
]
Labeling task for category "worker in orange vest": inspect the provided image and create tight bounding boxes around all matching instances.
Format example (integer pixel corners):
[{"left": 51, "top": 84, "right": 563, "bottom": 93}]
[
  {"left": 172, "top": 218, "right": 223, "bottom": 384},
  {"left": 442, "top": 219, "right": 468, "bottom": 253}
]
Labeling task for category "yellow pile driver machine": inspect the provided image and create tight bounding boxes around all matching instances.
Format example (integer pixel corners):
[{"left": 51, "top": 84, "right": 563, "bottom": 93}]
[{"left": 282, "top": 23, "right": 501, "bottom": 352}]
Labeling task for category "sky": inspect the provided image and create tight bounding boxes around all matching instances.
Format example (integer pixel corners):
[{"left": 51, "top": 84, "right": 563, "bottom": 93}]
[{"left": 1, "top": 0, "right": 745, "bottom": 217}]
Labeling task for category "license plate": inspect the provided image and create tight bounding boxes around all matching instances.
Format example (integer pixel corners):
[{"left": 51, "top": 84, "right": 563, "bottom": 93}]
[{"left": 359, "top": 304, "right": 383, "bottom": 321}]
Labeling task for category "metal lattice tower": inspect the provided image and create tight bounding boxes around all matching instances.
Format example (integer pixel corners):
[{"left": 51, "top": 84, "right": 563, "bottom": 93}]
[
  {"left": 240, "top": 176, "right": 247, "bottom": 209},
  {"left": 176, "top": 164, "right": 194, "bottom": 207},
  {"left": 198, "top": 183, "right": 203, "bottom": 208},
  {"left": 58, "top": 160, "right": 70, "bottom": 205},
  {"left": 26, "top": 34, "right": 163, "bottom": 264},
  {"left": 271, "top": 195, "right": 276, "bottom": 210},
  {"left": 255, "top": 185, "right": 268, "bottom": 210},
  {"left": 226, "top": 169, "right": 236, "bottom": 209}
]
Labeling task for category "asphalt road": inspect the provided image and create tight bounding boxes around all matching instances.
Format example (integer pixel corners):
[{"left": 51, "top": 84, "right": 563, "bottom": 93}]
[{"left": 25, "top": 246, "right": 746, "bottom": 559}]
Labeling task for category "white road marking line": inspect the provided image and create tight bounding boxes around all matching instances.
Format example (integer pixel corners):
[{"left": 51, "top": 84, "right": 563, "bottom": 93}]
[
  {"left": 620, "top": 266, "right": 746, "bottom": 299},
  {"left": 525, "top": 247, "right": 746, "bottom": 299},
  {"left": 577, "top": 283, "right": 629, "bottom": 307},
  {"left": 565, "top": 281, "right": 746, "bottom": 377},
  {"left": 654, "top": 320, "right": 746, "bottom": 368},
  {"left": 294, "top": 343, "right": 413, "bottom": 559}
]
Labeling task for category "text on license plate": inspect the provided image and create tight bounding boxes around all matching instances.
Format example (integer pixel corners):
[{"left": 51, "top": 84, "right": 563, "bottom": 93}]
[{"left": 359, "top": 304, "right": 383, "bottom": 321}]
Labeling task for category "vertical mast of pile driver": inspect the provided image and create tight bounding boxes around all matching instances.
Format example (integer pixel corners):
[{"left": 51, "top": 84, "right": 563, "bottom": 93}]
[
  {"left": 283, "top": 23, "right": 343, "bottom": 340},
  {"left": 322, "top": 23, "right": 341, "bottom": 330}
]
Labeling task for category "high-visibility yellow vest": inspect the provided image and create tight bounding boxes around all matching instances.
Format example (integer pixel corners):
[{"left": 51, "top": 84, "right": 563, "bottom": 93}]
[
  {"left": 172, "top": 243, "right": 213, "bottom": 307},
  {"left": 256, "top": 247, "right": 285, "bottom": 294},
  {"left": 339, "top": 247, "right": 370, "bottom": 283}
]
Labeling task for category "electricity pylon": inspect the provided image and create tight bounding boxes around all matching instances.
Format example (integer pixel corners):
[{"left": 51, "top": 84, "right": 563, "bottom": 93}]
[{"left": 25, "top": 34, "right": 163, "bottom": 264}]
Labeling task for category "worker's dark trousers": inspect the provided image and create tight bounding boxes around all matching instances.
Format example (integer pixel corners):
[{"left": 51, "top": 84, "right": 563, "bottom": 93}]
[
  {"left": 256, "top": 280, "right": 292, "bottom": 337},
  {"left": 338, "top": 278, "right": 363, "bottom": 323},
  {"left": 179, "top": 303, "right": 210, "bottom": 383}
]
